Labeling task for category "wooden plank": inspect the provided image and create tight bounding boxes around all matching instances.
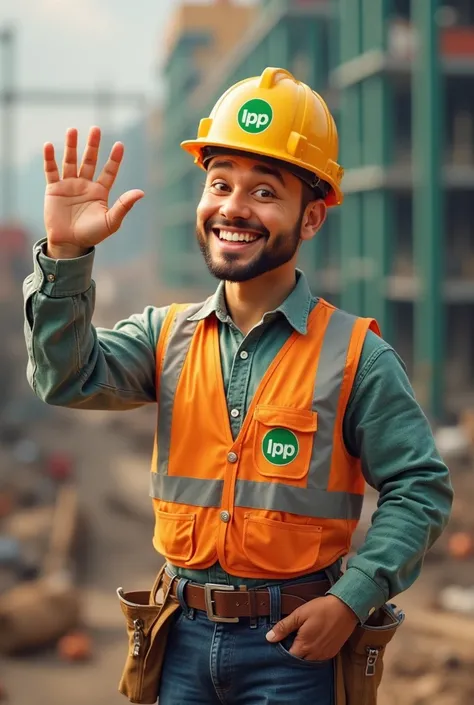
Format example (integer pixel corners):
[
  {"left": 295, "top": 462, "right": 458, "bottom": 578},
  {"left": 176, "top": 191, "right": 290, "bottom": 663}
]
[
  {"left": 404, "top": 608, "right": 474, "bottom": 646},
  {"left": 42, "top": 483, "right": 79, "bottom": 577}
]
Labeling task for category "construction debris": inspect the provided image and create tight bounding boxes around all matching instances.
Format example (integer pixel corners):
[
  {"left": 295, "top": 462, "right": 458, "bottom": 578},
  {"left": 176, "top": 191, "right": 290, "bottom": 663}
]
[
  {"left": 438, "top": 585, "right": 474, "bottom": 616},
  {"left": 381, "top": 631, "right": 474, "bottom": 705},
  {"left": 447, "top": 531, "right": 474, "bottom": 559},
  {"left": 0, "top": 574, "right": 82, "bottom": 655},
  {"left": 57, "top": 630, "right": 93, "bottom": 662},
  {"left": 0, "top": 446, "right": 87, "bottom": 657}
]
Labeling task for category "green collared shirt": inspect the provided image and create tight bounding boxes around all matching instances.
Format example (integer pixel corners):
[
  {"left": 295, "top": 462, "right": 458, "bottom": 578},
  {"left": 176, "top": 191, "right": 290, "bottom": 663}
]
[{"left": 23, "top": 239, "right": 453, "bottom": 622}]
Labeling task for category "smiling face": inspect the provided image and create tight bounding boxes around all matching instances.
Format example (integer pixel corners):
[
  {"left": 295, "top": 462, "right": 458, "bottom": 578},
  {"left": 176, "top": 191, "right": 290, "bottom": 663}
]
[{"left": 195, "top": 153, "right": 326, "bottom": 283}]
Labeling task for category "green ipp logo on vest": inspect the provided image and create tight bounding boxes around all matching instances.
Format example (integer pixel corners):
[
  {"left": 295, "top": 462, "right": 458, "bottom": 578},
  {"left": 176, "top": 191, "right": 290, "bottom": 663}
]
[
  {"left": 237, "top": 99, "right": 273, "bottom": 134},
  {"left": 262, "top": 428, "right": 299, "bottom": 466}
]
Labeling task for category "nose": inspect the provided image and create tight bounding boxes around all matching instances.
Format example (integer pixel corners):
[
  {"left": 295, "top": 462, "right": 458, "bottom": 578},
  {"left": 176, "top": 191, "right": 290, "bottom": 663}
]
[{"left": 218, "top": 189, "right": 252, "bottom": 221}]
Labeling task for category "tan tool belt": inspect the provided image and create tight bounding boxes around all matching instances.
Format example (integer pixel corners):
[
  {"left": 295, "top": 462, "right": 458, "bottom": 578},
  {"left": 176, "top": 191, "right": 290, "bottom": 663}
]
[
  {"left": 117, "top": 566, "right": 404, "bottom": 705},
  {"left": 116, "top": 565, "right": 180, "bottom": 704},
  {"left": 336, "top": 601, "right": 405, "bottom": 705}
]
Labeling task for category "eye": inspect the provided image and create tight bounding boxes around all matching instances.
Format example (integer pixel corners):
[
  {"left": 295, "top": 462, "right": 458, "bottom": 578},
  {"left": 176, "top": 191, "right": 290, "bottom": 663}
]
[
  {"left": 254, "top": 188, "right": 275, "bottom": 199},
  {"left": 210, "top": 180, "right": 230, "bottom": 193}
]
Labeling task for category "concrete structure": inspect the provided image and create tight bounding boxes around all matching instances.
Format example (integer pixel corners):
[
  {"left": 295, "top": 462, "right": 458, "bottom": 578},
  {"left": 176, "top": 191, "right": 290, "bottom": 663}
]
[
  {"left": 158, "top": 0, "right": 474, "bottom": 421},
  {"left": 333, "top": 0, "right": 474, "bottom": 420}
]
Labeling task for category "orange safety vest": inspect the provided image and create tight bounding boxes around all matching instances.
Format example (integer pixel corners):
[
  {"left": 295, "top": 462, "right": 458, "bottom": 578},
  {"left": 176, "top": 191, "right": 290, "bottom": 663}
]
[{"left": 150, "top": 298, "right": 380, "bottom": 579}]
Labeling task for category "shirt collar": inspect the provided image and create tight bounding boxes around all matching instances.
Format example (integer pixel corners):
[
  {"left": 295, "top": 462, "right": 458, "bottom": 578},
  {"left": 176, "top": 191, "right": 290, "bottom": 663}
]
[{"left": 187, "top": 269, "right": 314, "bottom": 335}]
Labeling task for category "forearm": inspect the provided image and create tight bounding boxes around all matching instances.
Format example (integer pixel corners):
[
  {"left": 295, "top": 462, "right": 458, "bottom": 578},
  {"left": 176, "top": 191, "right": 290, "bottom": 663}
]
[
  {"left": 328, "top": 460, "right": 452, "bottom": 622},
  {"left": 327, "top": 337, "right": 453, "bottom": 622},
  {"left": 24, "top": 239, "right": 163, "bottom": 410}
]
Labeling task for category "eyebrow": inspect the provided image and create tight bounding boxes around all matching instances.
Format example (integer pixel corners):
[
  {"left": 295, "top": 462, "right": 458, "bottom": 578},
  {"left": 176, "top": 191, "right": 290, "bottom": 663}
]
[{"left": 208, "top": 159, "right": 286, "bottom": 186}]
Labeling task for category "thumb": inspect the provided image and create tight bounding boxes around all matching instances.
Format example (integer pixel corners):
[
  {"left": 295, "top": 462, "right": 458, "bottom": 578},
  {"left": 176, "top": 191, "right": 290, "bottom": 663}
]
[
  {"left": 266, "top": 611, "right": 301, "bottom": 643},
  {"left": 106, "top": 189, "right": 145, "bottom": 234}
]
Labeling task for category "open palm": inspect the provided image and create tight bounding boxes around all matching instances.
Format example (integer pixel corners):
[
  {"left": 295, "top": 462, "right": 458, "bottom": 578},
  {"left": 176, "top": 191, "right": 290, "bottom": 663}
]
[{"left": 44, "top": 126, "right": 144, "bottom": 251}]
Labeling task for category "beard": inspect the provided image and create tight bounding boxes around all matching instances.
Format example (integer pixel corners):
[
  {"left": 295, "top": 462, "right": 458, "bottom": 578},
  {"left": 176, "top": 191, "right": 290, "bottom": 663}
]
[{"left": 196, "top": 214, "right": 302, "bottom": 283}]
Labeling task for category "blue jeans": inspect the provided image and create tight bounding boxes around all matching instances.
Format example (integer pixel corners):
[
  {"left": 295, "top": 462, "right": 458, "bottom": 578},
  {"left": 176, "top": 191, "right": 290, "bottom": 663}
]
[{"left": 158, "top": 574, "right": 334, "bottom": 705}]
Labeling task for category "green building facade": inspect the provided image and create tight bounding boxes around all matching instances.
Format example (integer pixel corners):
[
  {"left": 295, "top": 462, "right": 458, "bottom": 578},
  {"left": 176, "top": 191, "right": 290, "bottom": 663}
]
[{"left": 159, "top": 0, "right": 474, "bottom": 422}]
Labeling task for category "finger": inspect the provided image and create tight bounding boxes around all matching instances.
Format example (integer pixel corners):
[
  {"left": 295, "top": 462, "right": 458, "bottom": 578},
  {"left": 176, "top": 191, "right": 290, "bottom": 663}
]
[
  {"left": 105, "top": 189, "right": 145, "bottom": 234},
  {"left": 96, "top": 142, "right": 124, "bottom": 192},
  {"left": 266, "top": 612, "right": 301, "bottom": 642},
  {"left": 62, "top": 128, "right": 78, "bottom": 179},
  {"left": 78, "top": 126, "right": 101, "bottom": 180},
  {"left": 287, "top": 633, "right": 308, "bottom": 658},
  {"left": 44, "top": 143, "right": 60, "bottom": 184}
]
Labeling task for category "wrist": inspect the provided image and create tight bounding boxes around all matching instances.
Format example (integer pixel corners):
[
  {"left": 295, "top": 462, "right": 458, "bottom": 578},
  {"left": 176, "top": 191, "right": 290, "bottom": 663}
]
[
  {"left": 326, "top": 595, "right": 359, "bottom": 625},
  {"left": 46, "top": 242, "right": 89, "bottom": 259}
]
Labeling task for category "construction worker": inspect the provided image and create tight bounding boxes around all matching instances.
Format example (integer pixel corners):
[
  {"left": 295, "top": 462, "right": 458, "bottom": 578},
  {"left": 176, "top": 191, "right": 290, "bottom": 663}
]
[{"left": 24, "top": 68, "right": 452, "bottom": 704}]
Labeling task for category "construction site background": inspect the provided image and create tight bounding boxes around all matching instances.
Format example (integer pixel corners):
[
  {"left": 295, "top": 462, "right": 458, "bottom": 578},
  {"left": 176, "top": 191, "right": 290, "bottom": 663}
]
[{"left": 1, "top": 1, "right": 474, "bottom": 703}]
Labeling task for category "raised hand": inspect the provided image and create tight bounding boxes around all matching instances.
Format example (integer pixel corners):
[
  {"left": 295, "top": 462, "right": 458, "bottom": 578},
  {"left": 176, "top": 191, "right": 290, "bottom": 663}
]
[{"left": 43, "top": 126, "right": 144, "bottom": 258}]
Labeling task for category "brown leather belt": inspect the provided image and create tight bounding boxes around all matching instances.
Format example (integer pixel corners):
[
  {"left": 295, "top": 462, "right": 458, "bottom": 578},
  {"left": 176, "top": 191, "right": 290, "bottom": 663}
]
[{"left": 162, "top": 571, "right": 330, "bottom": 623}]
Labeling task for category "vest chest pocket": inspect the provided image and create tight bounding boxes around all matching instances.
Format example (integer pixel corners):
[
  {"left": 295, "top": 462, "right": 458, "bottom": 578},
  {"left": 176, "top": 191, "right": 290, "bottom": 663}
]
[{"left": 252, "top": 406, "right": 318, "bottom": 480}]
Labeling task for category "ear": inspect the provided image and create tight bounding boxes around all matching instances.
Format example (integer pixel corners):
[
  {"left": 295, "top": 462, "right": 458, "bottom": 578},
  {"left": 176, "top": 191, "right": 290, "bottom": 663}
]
[{"left": 300, "top": 200, "right": 327, "bottom": 242}]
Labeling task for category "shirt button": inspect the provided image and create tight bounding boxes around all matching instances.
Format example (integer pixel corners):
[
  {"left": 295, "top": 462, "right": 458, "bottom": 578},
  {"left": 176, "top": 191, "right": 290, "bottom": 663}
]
[
  {"left": 227, "top": 452, "right": 238, "bottom": 463},
  {"left": 220, "top": 511, "right": 230, "bottom": 523},
  {"left": 47, "top": 273, "right": 56, "bottom": 282},
  {"left": 230, "top": 408, "right": 240, "bottom": 418},
  {"left": 239, "top": 350, "right": 249, "bottom": 360}
]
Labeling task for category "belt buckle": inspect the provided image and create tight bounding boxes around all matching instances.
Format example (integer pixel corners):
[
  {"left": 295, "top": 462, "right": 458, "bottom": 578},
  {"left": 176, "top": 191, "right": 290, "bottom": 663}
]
[{"left": 204, "top": 583, "right": 239, "bottom": 623}]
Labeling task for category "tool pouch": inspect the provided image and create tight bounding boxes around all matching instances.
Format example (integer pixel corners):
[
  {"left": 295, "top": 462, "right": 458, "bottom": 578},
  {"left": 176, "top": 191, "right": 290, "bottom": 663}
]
[
  {"left": 337, "top": 602, "right": 405, "bottom": 705},
  {"left": 116, "top": 565, "right": 180, "bottom": 704}
]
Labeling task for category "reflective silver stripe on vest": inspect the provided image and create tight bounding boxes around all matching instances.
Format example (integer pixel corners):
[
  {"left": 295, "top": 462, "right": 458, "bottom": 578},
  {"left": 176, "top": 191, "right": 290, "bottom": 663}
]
[
  {"left": 149, "top": 475, "right": 362, "bottom": 520},
  {"left": 150, "top": 473, "right": 223, "bottom": 508},
  {"left": 157, "top": 303, "right": 204, "bottom": 475},
  {"left": 234, "top": 480, "right": 363, "bottom": 520},
  {"left": 309, "top": 309, "right": 358, "bottom": 490}
]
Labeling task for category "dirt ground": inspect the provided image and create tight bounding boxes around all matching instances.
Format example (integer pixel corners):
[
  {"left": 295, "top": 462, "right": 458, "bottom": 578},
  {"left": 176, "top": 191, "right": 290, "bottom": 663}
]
[
  {"left": 1, "top": 406, "right": 160, "bottom": 705},
  {"left": 377, "top": 458, "right": 474, "bottom": 705},
  {"left": 2, "top": 404, "right": 474, "bottom": 705}
]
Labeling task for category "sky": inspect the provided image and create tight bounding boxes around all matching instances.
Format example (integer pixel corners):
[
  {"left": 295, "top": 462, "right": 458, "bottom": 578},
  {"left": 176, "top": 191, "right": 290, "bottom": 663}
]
[
  {"left": 1, "top": 0, "right": 173, "bottom": 167},
  {"left": 0, "top": 0, "right": 255, "bottom": 168}
]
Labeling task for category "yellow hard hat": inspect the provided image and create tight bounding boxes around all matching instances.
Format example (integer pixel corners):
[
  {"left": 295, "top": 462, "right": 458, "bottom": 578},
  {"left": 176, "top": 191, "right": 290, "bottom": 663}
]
[{"left": 181, "top": 67, "right": 343, "bottom": 206}]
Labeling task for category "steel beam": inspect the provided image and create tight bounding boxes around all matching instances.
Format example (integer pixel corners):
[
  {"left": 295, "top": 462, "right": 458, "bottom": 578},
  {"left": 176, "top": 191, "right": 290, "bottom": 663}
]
[{"left": 411, "top": 0, "right": 444, "bottom": 420}]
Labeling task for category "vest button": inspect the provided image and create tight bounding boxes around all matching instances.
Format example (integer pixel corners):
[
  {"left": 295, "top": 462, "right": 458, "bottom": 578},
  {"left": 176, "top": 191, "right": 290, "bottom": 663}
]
[
  {"left": 239, "top": 350, "right": 249, "bottom": 360},
  {"left": 227, "top": 452, "right": 238, "bottom": 463},
  {"left": 230, "top": 408, "right": 240, "bottom": 418},
  {"left": 220, "top": 511, "right": 230, "bottom": 523}
]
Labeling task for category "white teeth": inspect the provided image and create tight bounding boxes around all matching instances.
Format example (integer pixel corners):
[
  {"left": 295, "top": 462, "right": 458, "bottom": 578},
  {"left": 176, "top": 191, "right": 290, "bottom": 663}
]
[{"left": 218, "top": 230, "right": 259, "bottom": 243}]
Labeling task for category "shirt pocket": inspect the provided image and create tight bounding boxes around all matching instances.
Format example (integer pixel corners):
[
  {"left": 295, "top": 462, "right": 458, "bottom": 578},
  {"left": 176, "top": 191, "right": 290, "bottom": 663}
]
[{"left": 252, "top": 405, "right": 318, "bottom": 481}]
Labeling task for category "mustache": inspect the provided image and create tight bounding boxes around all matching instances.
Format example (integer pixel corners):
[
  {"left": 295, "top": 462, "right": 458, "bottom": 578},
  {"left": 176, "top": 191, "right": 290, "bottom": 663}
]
[{"left": 204, "top": 217, "right": 269, "bottom": 238}]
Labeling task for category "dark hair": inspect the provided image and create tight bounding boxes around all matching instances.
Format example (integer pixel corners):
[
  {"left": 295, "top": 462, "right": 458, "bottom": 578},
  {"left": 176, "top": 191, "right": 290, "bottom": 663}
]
[
  {"left": 300, "top": 180, "right": 330, "bottom": 213},
  {"left": 301, "top": 179, "right": 331, "bottom": 206}
]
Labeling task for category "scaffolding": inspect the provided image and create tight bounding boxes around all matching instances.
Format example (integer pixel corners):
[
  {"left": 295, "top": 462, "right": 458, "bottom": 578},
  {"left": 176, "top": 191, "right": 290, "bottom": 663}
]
[{"left": 158, "top": 0, "right": 474, "bottom": 422}]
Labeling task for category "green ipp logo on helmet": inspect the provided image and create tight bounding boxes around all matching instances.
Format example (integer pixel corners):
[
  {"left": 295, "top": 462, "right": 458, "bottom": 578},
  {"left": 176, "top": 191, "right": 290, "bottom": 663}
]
[
  {"left": 262, "top": 428, "right": 299, "bottom": 466},
  {"left": 238, "top": 99, "right": 273, "bottom": 134}
]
